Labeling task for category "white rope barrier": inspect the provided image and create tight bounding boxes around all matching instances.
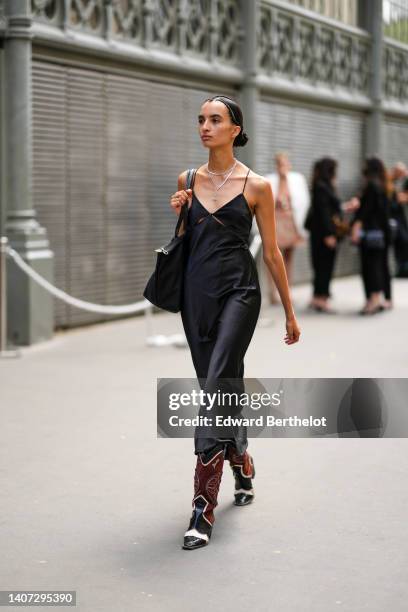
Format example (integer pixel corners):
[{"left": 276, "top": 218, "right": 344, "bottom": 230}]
[
  {"left": 7, "top": 246, "right": 150, "bottom": 315},
  {"left": 6, "top": 235, "right": 263, "bottom": 316},
  {"left": 1, "top": 234, "right": 264, "bottom": 353}
]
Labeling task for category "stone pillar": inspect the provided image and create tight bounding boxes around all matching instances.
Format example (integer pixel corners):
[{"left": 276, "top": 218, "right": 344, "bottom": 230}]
[
  {"left": 3, "top": 0, "right": 54, "bottom": 345},
  {"left": 238, "top": 0, "right": 259, "bottom": 172},
  {"left": 360, "top": 0, "right": 384, "bottom": 157}
]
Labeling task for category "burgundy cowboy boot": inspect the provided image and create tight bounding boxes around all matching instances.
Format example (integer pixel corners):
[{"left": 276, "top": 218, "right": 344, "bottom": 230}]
[
  {"left": 226, "top": 446, "right": 255, "bottom": 506},
  {"left": 183, "top": 447, "right": 225, "bottom": 550}
]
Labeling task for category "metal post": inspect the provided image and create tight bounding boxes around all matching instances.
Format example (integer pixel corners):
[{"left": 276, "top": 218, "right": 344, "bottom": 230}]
[
  {"left": 238, "top": 0, "right": 259, "bottom": 172},
  {"left": 0, "top": 236, "right": 19, "bottom": 357},
  {"left": 360, "top": 0, "right": 384, "bottom": 157}
]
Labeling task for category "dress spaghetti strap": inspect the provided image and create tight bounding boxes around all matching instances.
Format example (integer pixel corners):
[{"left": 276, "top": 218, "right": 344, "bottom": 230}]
[{"left": 242, "top": 168, "right": 250, "bottom": 194}]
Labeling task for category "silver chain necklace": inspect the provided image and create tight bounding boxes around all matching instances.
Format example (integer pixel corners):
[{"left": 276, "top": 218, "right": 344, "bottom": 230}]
[
  {"left": 206, "top": 160, "right": 237, "bottom": 193},
  {"left": 207, "top": 159, "right": 237, "bottom": 176}
]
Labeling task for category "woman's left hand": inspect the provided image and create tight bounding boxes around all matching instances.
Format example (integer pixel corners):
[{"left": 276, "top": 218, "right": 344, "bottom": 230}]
[
  {"left": 343, "top": 197, "right": 360, "bottom": 212},
  {"left": 350, "top": 223, "right": 361, "bottom": 245},
  {"left": 285, "top": 316, "right": 301, "bottom": 345}
]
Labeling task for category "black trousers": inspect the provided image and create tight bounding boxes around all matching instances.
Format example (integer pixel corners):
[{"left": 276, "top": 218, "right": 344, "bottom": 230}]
[
  {"left": 360, "top": 246, "right": 391, "bottom": 299},
  {"left": 310, "top": 236, "right": 337, "bottom": 297}
]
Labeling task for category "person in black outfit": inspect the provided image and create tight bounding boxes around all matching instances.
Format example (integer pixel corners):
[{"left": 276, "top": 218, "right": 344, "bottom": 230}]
[
  {"left": 170, "top": 95, "right": 301, "bottom": 550},
  {"left": 390, "top": 163, "right": 408, "bottom": 278},
  {"left": 306, "top": 157, "right": 357, "bottom": 313},
  {"left": 351, "top": 158, "right": 392, "bottom": 314}
]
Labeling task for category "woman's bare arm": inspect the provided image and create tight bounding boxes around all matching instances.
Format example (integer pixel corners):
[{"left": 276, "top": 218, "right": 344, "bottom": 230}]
[{"left": 254, "top": 177, "right": 300, "bottom": 343}]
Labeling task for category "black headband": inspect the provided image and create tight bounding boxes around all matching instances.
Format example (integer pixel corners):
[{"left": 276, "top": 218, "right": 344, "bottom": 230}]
[{"left": 213, "top": 97, "right": 241, "bottom": 127}]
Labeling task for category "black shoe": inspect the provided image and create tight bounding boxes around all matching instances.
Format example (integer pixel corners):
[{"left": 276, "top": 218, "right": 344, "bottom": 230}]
[
  {"left": 234, "top": 491, "right": 255, "bottom": 506},
  {"left": 182, "top": 529, "right": 211, "bottom": 550},
  {"left": 182, "top": 497, "right": 213, "bottom": 550},
  {"left": 231, "top": 455, "right": 255, "bottom": 507}
]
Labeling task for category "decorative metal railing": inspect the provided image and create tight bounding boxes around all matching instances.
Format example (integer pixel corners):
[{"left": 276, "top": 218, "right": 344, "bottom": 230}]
[
  {"left": 257, "top": 0, "right": 371, "bottom": 94},
  {"left": 29, "top": 0, "right": 408, "bottom": 104},
  {"left": 30, "top": 0, "right": 243, "bottom": 66},
  {"left": 384, "top": 38, "right": 408, "bottom": 101}
]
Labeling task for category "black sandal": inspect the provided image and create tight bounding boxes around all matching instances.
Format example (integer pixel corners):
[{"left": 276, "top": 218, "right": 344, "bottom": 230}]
[{"left": 309, "top": 304, "right": 337, "bottom": 314}]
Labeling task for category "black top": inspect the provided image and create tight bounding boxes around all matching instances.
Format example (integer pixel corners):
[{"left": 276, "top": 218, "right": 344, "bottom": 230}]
[
  {"left": 308, "top": 180, "right": 341, "bottom": 238},
  {"left": 390, "top": 181, "right": 408, "bottom": 240},
  {"left": 182, "top": 168, "right": 259, "bottom": 344},
  {"left": 353, "top": 180, "right": 390, "bottom": 240}
]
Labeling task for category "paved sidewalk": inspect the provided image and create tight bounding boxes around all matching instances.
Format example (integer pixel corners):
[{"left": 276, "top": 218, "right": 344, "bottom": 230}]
[{"left": 1, "top": 275, "right": 408, "bottom": 611}]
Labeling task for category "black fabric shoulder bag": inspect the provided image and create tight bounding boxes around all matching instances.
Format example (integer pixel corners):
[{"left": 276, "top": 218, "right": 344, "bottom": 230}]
[{"left": 143, "top": 168, "right": 196, "bottom": 313}]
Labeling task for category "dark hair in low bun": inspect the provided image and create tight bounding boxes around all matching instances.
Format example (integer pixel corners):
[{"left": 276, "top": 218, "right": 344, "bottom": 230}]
[
  {"left": 205, "top": 94, "right": 249, "bottom": 148},
  {"left": 234, "top": 130, "right": 249, "bottom": 147}
]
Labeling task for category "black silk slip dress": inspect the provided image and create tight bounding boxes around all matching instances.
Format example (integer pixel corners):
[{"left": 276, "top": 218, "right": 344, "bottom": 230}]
[{"left": 180, "top": 168, "right": 262, "bottom": 455}]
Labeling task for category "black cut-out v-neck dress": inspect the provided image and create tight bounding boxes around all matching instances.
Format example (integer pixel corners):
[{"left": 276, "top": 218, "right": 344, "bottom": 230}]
[{"left": 180, "top": 169, "right": 262, "bottom": 455}]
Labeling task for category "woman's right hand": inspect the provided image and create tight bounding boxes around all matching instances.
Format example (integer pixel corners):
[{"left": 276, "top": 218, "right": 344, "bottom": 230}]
[
  {"left": 170, "top": 189, "right": 192, "bottom": 215},
  {"left": 324, "top": 235, "right": 337, "bottom": 249}
]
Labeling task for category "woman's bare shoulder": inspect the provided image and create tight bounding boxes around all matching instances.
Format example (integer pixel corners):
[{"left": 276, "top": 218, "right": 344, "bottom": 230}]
[
  {"left": 177, "top": 165, "right": 206, "bottom": 189},
  {"left": 177, "top": 169, "right": 188, "bottom": 190},
  {"left": 246, "top": 170, "right": 274, "bottom": 200}
]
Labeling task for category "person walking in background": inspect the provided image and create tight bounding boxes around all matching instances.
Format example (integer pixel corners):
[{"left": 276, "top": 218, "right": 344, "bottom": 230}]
[
  {"left": 351, "top": 158, "right": 393, "bottom": 314},
  {"left": 264, "top": 152, "right": 310, "bottom": 303},
  {"left": 389, "top": 162, "right": 408, "bottom": 278},
  {"left": 305, "top": 157, "right": 358, "bottom": 313}
]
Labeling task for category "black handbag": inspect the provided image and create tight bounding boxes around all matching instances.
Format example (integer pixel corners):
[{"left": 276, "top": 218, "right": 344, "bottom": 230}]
[
  {"left": 361, "top": 229, "right": 385, "bottom": 249},
  {"left": 143, "top": 168, "right": 196, "bottom": 313}
]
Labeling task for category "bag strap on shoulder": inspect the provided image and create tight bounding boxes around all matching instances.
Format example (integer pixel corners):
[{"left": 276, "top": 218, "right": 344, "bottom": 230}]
[
  {"left": 185, "top": 168, "right": 197, "bottom": 191},
  {"left": 174, "top": 168, "right": 196, "bottom": 238}
]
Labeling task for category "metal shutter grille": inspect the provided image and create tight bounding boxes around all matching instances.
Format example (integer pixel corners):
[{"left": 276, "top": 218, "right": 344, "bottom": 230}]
[
  {"left": 147, "top": 81, "right": 187, "bottom": 252},
  {"left": 383, "top": 118, "right": 408, "bottom": 166},
  {"left": 32, "top": 59, "right": 235, "bottom": 329},
  {"left": 105, "top": 75, "right": 150, "bottom": 304},
  {"left": 257, "top": 98, "right": 364, "bottom": 282},
  {"left": 67, "top": 69, "right": 106, "bottom": 326},
  {"left": 32, "top": 62, "right": 68, "bottom": 326}
]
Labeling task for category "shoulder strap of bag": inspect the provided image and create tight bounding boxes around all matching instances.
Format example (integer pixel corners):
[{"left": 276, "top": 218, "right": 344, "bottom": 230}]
[
  {"left": 174, "top": 168, "right": 196, "bottom": 237},
  {"left": 186, "top": 168, "right": 197, "bottom": 191}
]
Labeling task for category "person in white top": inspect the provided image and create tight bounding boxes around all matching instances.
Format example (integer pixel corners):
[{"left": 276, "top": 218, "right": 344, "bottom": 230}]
[{"left": 264, "top": 152, "right": 310, "bottom": 303}]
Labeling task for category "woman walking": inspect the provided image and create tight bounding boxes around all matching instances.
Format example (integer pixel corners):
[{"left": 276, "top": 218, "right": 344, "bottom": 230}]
[
  {"left": 351, "top": 158, "right": 392, "bottom": 314},
  {"left": 170, "top": 95, "right": 300, "bottom": 550}
]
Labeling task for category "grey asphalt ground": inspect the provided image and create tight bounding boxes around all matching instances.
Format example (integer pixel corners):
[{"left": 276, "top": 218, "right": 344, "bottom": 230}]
[{"left": 1, "top": 275, "right": 408, "bottom": 612}]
